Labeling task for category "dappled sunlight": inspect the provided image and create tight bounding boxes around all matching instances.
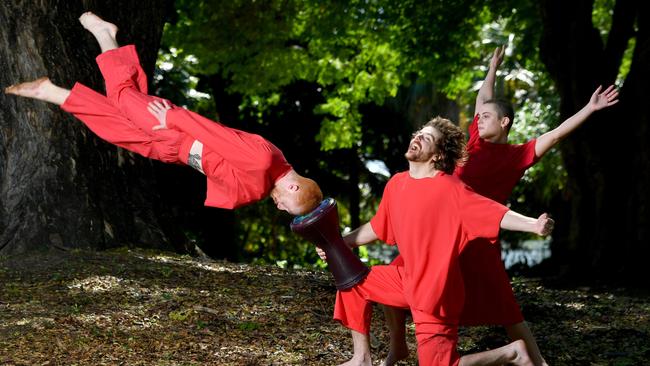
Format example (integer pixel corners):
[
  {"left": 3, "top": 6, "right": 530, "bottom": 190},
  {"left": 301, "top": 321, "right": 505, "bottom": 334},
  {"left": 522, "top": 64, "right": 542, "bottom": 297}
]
[
  {"left": 73, "top": 310, "right": 162, "bottom": 330},
  {"left": 67, "top": 275, "right": 126, "bottom": 293},
  {"left": 2, "top": 249, "right": 648, "bottom": 364},
  {"left": 136, "top": 253, "right": 251, "bottom": 274},
  {"left": 6, "top": 316, "right": 55, "bottom": 330},
  {"left": 213, "top": 344, "right": 307, "bottom": 364},
  {"left": 563, "top": 302, "right": 586, "bottom": 310}
]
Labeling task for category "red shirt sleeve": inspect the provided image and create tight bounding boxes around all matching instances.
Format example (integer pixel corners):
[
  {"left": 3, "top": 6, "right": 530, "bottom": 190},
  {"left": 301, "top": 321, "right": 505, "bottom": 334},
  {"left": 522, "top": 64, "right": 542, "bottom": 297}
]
[
  {"left": 456, "top": 182, "right": 509, "bottom": 249},
  {"left": 511, "top": 139, "right": 540, "bottom": 170},
  {"left": 370, "top": 180, "right": 396, "bottom": 245},
  {"left": 466, "top": 114, "right": 480, "bottom": 149}
]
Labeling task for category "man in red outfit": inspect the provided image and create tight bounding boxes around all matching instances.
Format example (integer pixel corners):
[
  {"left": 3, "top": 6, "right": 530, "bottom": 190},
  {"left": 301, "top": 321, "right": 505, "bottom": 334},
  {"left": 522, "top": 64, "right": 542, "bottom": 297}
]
[
  {"left": 5, "top": 12, "right": 322, "bottom": 216},
  {"left": 326, "top": 116, "right": 554, "bottom": 366},
  {"left": 378, "top": 47, "right": 618, "bottom": 365}
]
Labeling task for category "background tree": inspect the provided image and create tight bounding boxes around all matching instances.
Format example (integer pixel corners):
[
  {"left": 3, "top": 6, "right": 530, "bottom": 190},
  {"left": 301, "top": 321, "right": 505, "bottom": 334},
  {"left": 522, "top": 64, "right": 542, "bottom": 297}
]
[
  {"left": 159, "top": 0, "right": 494, "bottom": 264},
  {"left": 538, "top": 0, "right": 648, "bottom": 282},
  {"left": 0, "top": 1, "right": 178, "bottom": 254}
]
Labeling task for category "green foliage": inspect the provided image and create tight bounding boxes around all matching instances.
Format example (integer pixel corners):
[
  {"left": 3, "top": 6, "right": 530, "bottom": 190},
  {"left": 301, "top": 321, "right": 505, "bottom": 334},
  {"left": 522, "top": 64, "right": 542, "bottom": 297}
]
[
  {"left": 156, "top": 0, "right": 624, "bottom": 259},
  {"left": 163, "top": 0, "right": 497, "bottom": 150}
]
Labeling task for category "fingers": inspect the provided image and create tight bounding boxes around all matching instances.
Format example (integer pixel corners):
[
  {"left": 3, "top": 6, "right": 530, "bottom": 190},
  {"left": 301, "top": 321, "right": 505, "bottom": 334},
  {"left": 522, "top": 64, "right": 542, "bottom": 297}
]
[
  {"left": 593, "top": 85, "right": 603, "bottom": 97},
  {"left": 149, "top": 100, "right": 168, "bottom": 111},
  {"left": 494, "top": 45, "right": 505, "bottom": 56},
  {"left": 316, "top": 247, "right": 327, "bottom": 260},
  {"left": 600, "top": 85, "right": 619, "bottom": 106},
  {"left": 538, "top": 213, "right": 554, "bottom": 236},
  {"left": 598, "top": 85, "right": 619, "bottom": 99},
  {"left": 606, "top": 89, "right": 619, "bottom": 101},
  {"left": 148, "top": 99, "right": 172, "bottom": 130},
  {"left": 544, "top": 217, "right": 555, "bottom": 235},
  {"left": 602, "top": 84, "right": 615, "bottom": 94}
]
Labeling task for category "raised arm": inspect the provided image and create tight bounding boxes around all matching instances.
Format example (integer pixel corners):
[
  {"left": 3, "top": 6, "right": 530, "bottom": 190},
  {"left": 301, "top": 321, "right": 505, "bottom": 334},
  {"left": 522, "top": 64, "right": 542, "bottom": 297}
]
[
  {"left": 475, "top": 46, "right": 505, "bottom": 114},
  {"left": 500, "top": 211, "right": 554, "bottom": 236},
  {"left": 535, "top": 85, "right": 619, "bottom": 157}
]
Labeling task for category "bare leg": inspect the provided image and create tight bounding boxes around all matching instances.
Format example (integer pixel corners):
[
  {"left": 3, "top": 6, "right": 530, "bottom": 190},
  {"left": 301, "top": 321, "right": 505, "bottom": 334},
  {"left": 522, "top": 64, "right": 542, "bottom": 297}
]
[
  {"left": 381, "top": 306, "right": 409, "bottom": 366},
  {"left": 5, "top": 77, "right": 70, "bottom": 106},
  {"left": 460, "top": 339, "right": 533, "bottom": 366},
  {"left": 338, "top": 330, "right": 372, "bottom": 366},
  {"left": 506, "top": 322, "right": 548, "bottom": 366},
  {"left": 79, "top": 12, "right": 119, "bottom": 52}
]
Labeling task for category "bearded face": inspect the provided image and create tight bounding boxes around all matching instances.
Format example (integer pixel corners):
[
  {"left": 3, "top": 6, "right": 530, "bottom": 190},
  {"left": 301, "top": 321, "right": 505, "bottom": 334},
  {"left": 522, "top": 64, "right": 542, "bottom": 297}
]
[{"left": 405, "top": 126, "right": 440, "bottom": 163}]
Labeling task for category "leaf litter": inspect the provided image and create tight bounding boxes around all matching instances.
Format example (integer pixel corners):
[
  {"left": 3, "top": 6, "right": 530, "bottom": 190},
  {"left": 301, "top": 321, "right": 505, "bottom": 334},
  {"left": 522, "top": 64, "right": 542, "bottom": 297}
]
[{"left": 1, "top": 248, "right": 648, "bottom": 365}]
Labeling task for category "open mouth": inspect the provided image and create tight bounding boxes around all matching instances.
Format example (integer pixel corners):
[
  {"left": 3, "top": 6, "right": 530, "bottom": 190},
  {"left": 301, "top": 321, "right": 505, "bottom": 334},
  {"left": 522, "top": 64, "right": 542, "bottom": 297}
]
[{"left": 409, "top": 141, "right": 420, "bottom": 151}]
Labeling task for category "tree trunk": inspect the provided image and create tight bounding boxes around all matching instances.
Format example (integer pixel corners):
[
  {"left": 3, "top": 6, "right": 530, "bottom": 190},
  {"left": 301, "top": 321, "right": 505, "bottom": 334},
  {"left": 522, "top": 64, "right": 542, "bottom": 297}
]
[
  {"left": 539, "top": 0, "right": 649, "bottom": 282},
  {"left": 0, "top": 1, "right": 176, "bottom": 254}
]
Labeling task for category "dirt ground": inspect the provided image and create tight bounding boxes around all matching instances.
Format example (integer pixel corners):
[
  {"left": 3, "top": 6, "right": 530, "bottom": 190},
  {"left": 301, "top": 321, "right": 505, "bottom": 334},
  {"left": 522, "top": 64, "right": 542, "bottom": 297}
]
[{"left": 1, "top": 248, "right": 648, "bottom": 365}]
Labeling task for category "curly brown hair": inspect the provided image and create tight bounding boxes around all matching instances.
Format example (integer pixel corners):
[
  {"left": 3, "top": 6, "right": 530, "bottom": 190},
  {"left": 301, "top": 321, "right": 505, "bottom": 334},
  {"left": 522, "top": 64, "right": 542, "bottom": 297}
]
[{"left": 423, "top": 116, "right": 467, "bottom": 174}]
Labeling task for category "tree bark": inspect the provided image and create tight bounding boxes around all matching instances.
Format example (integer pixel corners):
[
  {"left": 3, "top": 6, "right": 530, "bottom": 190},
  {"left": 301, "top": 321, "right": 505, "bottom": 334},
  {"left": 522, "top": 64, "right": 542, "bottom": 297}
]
[
  {"left": 539, "top": 0, "right": 648, "bottom": 281},
  {"left": 0, "top": 1, "right": 176, "bottom": 254}
]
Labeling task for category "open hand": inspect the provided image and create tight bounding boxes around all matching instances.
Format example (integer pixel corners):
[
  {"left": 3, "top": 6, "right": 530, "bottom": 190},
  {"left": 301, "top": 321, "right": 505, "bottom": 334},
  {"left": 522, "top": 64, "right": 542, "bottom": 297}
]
[
  {"left": 589, "top": 85, "right": 619, "bottom": 112},
  {"left": 148, "top": 99, "right": 172, "bottom": 130}
]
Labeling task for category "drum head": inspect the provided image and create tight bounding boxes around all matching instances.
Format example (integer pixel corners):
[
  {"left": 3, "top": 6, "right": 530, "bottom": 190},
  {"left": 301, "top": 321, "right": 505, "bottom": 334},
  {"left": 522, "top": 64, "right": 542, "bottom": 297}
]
[{"left": 290, "top": 197, "right": 336, "bottom": 231}]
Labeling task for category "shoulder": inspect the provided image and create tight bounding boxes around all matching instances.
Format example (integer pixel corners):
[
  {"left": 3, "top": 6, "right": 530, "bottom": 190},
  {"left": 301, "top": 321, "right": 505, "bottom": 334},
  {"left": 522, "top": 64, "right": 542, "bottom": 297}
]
[
  {"left": 438, "top": 172, "right": 464, "bottom": 185},
  {"left": 439, "top": 173, "right": 478, "bottom": 195},
  {"left": 388, "top": 171, "right": 408, "bottom": 183}
]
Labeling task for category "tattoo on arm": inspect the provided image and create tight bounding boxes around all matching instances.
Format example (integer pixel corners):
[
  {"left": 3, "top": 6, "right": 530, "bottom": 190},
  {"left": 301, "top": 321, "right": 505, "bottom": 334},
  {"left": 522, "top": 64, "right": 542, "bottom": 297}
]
[{"left": 188, "top": 153, "right": 204, "bottom": 174}]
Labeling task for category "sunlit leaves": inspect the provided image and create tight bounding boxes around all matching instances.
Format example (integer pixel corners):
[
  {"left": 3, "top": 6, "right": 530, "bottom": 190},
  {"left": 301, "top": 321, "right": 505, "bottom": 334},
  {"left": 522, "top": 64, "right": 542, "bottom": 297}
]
[{"left": 162, "top": 0, "right": 495, "bottom": 150}]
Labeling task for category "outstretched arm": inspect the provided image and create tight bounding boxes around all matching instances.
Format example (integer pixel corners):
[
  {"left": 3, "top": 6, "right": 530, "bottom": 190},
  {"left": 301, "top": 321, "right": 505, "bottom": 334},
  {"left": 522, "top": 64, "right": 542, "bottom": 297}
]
[
  {"left": 500, "top": 211, "right": 554, "bottom": 236},
  {"left": 535, "top": 85, "right": 619, "bottom": 157},
  {"left": 475, "top": 46, "right": 505, "bottom": 114}
]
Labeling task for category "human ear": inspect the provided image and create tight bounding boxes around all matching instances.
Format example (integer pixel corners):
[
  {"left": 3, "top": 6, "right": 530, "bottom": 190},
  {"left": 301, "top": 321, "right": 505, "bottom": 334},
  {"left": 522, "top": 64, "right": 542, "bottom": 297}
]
[{"left": 500, "top": 117, "right": 511, "bottom": 129}]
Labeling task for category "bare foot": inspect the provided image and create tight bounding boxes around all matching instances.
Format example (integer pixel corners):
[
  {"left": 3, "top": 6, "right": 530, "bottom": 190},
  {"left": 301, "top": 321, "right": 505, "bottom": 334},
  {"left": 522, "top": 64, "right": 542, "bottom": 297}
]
[
  {"left": 508, "top": 339, "right": 534, "bottom": 366},
  {"left": 5, "top": 77, "right": 70, "bottom": 105},
  {"left": 338, "top": 353, "right": 372, "bottom": 366},
  {"left": 79, "top": 11, "right": 118, "bottom": 40},
  {"left": 5, "top": 77, "right": 51, "bottom": 99},
  {"left": 381, "top": 343, "right": 409, "bottom": 366}
]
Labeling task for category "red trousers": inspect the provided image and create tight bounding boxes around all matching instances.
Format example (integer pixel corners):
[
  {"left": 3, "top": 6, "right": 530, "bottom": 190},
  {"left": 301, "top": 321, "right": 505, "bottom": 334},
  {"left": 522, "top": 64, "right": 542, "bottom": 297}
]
[
  {"left": 458, "top": 239, "right": 524, "bottom": 325},
  {"left": 334, "top": 265, "right": 460, "bottom": 366},
  {"left": 390, "top": 238, "right": 524, "bottom": 326},
  {"left": 61, "top": 45, "right": 194, "bottom": 165},
  {"left": 61, "top": 45, "right": 292, "bottom": 209}
]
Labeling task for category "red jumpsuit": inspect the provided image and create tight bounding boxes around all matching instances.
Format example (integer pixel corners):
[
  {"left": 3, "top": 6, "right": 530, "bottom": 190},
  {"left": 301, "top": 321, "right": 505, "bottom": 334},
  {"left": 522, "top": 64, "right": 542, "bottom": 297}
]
[
  {"left": 334, "top": 172, "right": 509, "bottom": 366},
  {"left": 60, "top": 45, "right": 292, "bottom": 209},
  {"left": 390, "top": 114, "right": 538, "bottom": 325}
]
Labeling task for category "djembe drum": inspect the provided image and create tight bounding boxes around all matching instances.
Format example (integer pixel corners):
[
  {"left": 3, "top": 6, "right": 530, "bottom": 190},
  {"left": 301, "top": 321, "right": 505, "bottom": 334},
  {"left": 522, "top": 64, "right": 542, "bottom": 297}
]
[{"left": 290, "top": 198, "right": 369, "bottom": 290}]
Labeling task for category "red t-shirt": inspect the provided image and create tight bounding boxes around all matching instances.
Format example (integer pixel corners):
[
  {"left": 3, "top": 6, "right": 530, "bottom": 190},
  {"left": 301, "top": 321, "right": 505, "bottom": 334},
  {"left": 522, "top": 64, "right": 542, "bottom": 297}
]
[
  {"left": 167, "top": 108, "right": 292, "bottom": 209},
  {"left": 370, "top": 172, "right": 508, "bottom": 323},
  {"left": 453, "top": 114, "right": 538, "bottom": 203}
]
